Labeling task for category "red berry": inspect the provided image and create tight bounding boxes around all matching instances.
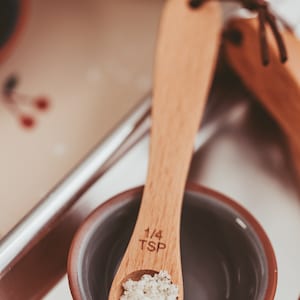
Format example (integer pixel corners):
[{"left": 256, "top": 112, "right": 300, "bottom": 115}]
[
  {"left": 20, "top": 115, "right": 35, "bottom": 128},
  {"left": 34, "top": 97, "right": 49, "bottom": 111}
]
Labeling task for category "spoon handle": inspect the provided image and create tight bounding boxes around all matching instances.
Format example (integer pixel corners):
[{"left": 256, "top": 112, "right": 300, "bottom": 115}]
[{"left": 139, "top": 0, "right": 221, "bottom": 235}]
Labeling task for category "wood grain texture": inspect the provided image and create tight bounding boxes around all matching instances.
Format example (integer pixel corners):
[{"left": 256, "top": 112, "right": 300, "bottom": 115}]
[
  {"left": 224, "top": 18, "right": 300, "bottom": 183},
  {"left": 109, "top": 1, "right": 222, "bottom": 299}
]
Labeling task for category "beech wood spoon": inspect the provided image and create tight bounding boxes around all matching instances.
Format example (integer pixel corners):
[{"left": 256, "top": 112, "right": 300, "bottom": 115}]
[{"left": 109, "top": 1, "right": 221, "bottom": 299}]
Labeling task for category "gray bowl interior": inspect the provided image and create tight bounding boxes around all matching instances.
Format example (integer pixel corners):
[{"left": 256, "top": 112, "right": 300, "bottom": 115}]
[{"left": 72, "top": 189, "right": 269, "bottom": 300}]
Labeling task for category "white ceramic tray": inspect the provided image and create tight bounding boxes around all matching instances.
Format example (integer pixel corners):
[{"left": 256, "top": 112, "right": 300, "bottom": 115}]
[{"left": 46, "top": 67, "right": 300, "bottom": 299}]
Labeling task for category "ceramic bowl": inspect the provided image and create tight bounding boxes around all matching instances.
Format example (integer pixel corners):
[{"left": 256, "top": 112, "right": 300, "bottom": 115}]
[
  {"left": 0, "top": 0, "right": 29, "bottom": 62},
  {"left": 67, "top": 183, "right": 277, "bottom": 300}
]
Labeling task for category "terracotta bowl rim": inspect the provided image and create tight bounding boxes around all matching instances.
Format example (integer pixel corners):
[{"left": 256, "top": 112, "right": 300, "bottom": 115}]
[
  {"left": 0, "top": 0, "right": 29, "bottom": 63},
  {"left": 67, "top": 182, "right": 277, "bottom": 300}
]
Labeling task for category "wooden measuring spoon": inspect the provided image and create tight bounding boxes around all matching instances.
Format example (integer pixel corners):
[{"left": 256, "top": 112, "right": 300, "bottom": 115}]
[
  {"left": 224, "top": 18, "right": 300, "bottom": 183},
  {"left": 108, "top": 1, "right": 221, "bottom": 299}
]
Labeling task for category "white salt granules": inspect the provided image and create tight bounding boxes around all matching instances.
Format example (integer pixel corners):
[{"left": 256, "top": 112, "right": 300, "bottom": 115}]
[{"left": 120, "top": 270, "right": 179, "bottom": 300}]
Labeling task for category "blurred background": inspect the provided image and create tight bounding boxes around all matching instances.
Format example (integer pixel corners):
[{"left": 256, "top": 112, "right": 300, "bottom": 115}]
[
  {"left": 0, "top": 0, "right": 162, "bottom": 237},
  {"left": 1, "top": 0, "right": 300, "bottom": 299}
]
